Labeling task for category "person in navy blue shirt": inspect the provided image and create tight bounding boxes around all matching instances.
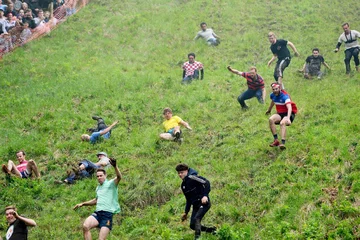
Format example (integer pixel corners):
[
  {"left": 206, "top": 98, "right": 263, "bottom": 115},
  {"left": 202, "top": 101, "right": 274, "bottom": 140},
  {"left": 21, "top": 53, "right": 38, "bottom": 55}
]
[{"left": 266, "top": 83, "right": 297, "bottom": 150}]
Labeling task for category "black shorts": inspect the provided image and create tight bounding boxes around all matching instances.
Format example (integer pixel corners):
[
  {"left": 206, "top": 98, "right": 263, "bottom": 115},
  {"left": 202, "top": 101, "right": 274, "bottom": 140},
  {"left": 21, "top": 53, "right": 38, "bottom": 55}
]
[
  {"left": 275, "top": 113, "right": 295, "bottom": 124},
  {"left": 91, "top": 211, "right": 113, "bottom": 230}
]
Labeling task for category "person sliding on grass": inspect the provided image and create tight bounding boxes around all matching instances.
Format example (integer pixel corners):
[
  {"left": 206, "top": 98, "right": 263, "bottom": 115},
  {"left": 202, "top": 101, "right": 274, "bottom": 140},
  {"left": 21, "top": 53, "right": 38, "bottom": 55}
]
[
  {"left": 160, "top": 107, "right": 192, "bottom": 143},
  {"left": 2, "top": 150, "right": 41, "bottom": 179},
  {"left": 182, "top": 53, "right": 204, "bottom": 84},
  {"left": 81, "top": 116, "right": 119, "bottom": 144},
  {"left": 227, "top": 65, "right": 266, "bottom": 110},
  {"left": 176, "top": 163, "right": 216, "bottom": 240},
  {"left": 73, "top": 158, "right": 122, "bottom": 240},
  {"left": 299, "top": 48, "right": 331, "bottom": 79},
  {"left": 266, "top": 83, "right": 297, "bottom": 150},
  {"left": 194, "top": 22, "right": 220, "bottom": 46}
]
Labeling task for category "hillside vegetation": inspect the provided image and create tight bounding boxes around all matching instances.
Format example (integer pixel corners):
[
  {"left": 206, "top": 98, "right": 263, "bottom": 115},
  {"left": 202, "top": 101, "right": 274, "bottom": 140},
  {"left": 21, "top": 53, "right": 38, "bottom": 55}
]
[{"left": 0, "top": 0, "right": 359, "bottom": 239}]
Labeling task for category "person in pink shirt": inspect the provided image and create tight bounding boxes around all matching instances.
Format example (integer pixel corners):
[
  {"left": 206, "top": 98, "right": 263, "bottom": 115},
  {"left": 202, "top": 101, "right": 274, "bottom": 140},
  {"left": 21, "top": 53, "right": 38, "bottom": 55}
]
[{"left": 2, "top": 150, "right": 41, "bottom": 179}]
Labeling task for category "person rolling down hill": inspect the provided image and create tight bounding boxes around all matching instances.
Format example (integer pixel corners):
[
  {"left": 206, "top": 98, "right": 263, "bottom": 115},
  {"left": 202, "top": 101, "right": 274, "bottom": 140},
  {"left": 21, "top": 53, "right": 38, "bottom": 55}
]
[{"left": 81, "top": 116, "right": 118, "bottom": 144}]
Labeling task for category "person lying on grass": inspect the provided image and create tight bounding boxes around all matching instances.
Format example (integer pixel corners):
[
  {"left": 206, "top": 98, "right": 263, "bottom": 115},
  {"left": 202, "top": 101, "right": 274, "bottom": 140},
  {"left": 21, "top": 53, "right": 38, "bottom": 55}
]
[{"left": 81, "top": 116, "right": 118, "bottom": 144}]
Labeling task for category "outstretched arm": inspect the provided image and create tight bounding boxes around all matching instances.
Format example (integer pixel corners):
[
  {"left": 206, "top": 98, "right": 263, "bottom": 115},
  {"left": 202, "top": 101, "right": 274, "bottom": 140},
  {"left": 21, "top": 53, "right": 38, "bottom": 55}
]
[
  {"left": 99, "top": 121, "right": 119, "bottom": 136},
  {"left": 227, "top": 66, "right": 243, "bottom": 75},
  {"left": 322, "top": 62, "right": 331, "bottom": 70},
  {"left": 179, "top": 120, "right": 192, "bottom": 130},
  {"left": 73, "top": 198, "right": 97, "bottom": 210},
  {"left": 287, "top": 41, "right": 300, "bottom": 56}
]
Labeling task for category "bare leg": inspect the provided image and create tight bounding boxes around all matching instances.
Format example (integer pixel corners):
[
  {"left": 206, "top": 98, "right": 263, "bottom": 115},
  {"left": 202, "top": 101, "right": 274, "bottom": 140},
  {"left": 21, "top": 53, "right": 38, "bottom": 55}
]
[
  {"left": 99, "top": 227, "right": 111, "bottom": 240},
  {"left": 7, "top": 160, "right": 22, "bottom": 177},
  {"left": 280, "top": 119, "right": 292, "bottom": 141},
  {"left": 278, "top": 77, "right": 284, "bottom": 89},
  {"left": 269, "top": 114, "right": 281, "bottom": 135},
  {"left": 27, "top": 160, "right": 41, "bottom": 178},
  {"left": 83, "top": 216, "right": 99, "bottom": 240},
  {"left": 159, "top": 133, "right": 175, "bottom": 141}
]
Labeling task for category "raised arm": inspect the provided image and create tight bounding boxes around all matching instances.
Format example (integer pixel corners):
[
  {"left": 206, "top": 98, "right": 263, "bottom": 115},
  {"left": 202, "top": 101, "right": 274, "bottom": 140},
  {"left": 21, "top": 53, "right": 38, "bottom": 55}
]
[
  {"left": 73, "top": 198, "right": 97, "bottom": 210},
  {"left": 227, "top": 66, "right": 243, "bottom": 75},
  {"left": 12, "top": 211, "right": 36, "bottom": 227},
  {"left": 109, "top": 158, "right": 122, "bottom": 186},
  {"left": 287, "top": 41, "right": 300, "bottom": 56},
  {"left": 99, "top": 120, "right": 119, "bottom": 136}
]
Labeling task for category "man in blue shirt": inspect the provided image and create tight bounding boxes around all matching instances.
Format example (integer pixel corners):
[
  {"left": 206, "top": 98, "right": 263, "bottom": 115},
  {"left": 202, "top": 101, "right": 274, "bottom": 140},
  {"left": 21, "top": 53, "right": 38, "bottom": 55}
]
[{"left": 73, "top": 158, "right": 122, "bottom": 240}]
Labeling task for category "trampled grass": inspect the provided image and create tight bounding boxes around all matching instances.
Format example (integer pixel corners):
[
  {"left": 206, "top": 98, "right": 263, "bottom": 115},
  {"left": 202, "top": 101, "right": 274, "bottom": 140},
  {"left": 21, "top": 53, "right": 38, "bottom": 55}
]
[{"left": 0, "top": 0, "right": 359, "bottom": 239}]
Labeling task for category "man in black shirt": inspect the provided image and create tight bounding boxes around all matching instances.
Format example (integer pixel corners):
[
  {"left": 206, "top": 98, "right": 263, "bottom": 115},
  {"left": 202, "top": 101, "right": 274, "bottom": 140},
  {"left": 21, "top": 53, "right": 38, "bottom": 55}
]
[
  {"left": 299, "top": 48, "right": 331, "bottom": 79},
  {"left": 176, "top": 164, "right": 216, "bottom": 240},
  {"left": 267, "top": 32, "right": 300, "bottom": 89},
  {"left": 1, "top": 206, "right": 36, "bottom": 240}
]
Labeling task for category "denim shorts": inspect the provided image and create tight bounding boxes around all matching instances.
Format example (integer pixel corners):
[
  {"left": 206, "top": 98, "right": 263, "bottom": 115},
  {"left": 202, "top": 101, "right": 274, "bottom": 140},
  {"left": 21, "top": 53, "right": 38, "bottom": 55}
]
[{"left": 91, "top": 211, "right": 113, "bottom": 230}]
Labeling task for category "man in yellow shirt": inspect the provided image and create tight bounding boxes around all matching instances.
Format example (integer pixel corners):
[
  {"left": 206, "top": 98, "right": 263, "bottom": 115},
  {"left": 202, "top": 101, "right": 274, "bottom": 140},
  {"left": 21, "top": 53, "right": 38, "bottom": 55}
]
[{"left": 160, "top": 107, "right": 192, "bottom": 142}]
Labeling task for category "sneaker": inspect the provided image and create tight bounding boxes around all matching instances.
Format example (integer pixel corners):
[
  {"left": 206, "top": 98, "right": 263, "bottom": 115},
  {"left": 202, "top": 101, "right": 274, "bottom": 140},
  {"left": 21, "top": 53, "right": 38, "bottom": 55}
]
[
  {"left": 178, "top": 138, "right": 183, "bottom": 144},
  {"left": 269, "top": 139, "right": 280, "bottom": 147},
  {"left": 92, "top": 116, "right": 101, "bottom": 120},
  {"left": 356, "top": 66, "right": 359, "bottom": 72},
  {"left": 2, "top": 164, "right": 10, "bottom": 174},
  {"left": 279, "top": 144, "right": 286, "bottom": 150},
  {"left": 175, "top": 131, "right": 181, "bottom": 140}
]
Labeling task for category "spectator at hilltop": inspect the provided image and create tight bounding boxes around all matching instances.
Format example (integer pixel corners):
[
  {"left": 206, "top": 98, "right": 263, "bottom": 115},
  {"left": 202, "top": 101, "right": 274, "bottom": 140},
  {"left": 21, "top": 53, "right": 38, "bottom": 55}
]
[
  {"left": 227, "top": 65, "right": 266, "bottom": 110},
  {"left": 0, "top": 0, "right": 7, "bottom": 12},
  {"left": 299, "top": 48, "right": 331, "bottom": 79},
  {"left": 2, "top": 150, "right": 41, "bottom": 179},
  {"left": 194, "top": 22, "right": 220, "bottom": 46},
  {"left": 182, "top": 53, "right": 204, "bottom": 84},
  {"left": 17, "top": 9, "right": 25, "bottom": 21},
  {"left": 160, "top": 107, "right": 192, "bottom": 143},
  {"left": 44, "top": 10, "right": 50, "bottom": 22},
  {"left": 34, "top": 9, "right": 45, "bottom": 27},
  {"left": 53, "top": 0, "right": 64, "bottom": 10},
  {"left": 63, "top": 152, "right": 111, "bottom": 184},
  {"left": 22, "top": 9, "right": 36, "bottom": 29},
  {"left": 5, "top": 13, "right": 18, "bottom": 31},
  {"left": 0, "top": 205, "right": 37, "bottom": 240},
  {"left": 81, "top": 116, "right": 119, "bottom": 144},
  {"left": 19, "top": 22, "right": 32, "bottom": 44},
  {"left": 4, "top": 3, "right": 16, "bottom": 17},
  {"left": 0, "top": 10, "right": 8, "bottom": 34}
]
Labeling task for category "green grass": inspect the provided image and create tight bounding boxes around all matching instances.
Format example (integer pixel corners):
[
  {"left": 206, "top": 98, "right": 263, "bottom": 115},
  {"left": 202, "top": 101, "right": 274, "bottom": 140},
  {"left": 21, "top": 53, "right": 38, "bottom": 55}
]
[{"left": 0, "top": 0, "right": 360, "bottom": 239}]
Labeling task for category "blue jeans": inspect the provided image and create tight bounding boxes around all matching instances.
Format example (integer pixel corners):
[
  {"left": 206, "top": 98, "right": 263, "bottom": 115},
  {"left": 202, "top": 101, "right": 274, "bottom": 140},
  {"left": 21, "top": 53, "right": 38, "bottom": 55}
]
[
  {"left": 182, "top": 70, "right": 199, "bottom": 84},
  {"left": 64, "top": 160, "right": 99, "bottom": 184},
  {"left": 238, "top": 88, "right": 264, "bottom": 108}
]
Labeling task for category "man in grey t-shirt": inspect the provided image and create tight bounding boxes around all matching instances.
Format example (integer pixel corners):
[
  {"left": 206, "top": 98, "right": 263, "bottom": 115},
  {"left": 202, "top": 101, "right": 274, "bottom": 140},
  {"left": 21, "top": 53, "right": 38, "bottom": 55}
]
[{"left": 194, "top": 22, "right": 220, "bottom": 46}]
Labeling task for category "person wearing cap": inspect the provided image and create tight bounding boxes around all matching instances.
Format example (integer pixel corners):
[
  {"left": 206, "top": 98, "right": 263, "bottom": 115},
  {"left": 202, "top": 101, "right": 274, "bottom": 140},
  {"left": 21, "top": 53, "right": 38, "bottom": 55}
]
[
  {"left": 160, "top": 107, "right": 192, "bottom": 143},
  {"left": 81, "top": 116, "right": 119, "bottom": 144},
  {"left": 227, "top": 65, "right": 266, "bottom": 110},
  {"left": 1, "top": 205, "right": 37, "bottom": 240},
  {"left": 265, "top": 83, "right": 298, "bottom": 150},
  {"left": 2, "top": 150, "right": 41, "bottom": 179},
  {"left": 63, "top": 152, "right": 110, "bottom": 184},
  {"left": 0, "top": 0, "right": 7, "bottom": 12},
  {"left": 73, "top": 159, "right": 122, "bottom": 240},
  {"left": 334, "top": 22, "right": 360, "bottom": 75},
  {"left": 267, "top": 32, "right": 300, "bottom": 89},
  {"left": 175, "top": 163, "right": 216, "bottom": 240}
]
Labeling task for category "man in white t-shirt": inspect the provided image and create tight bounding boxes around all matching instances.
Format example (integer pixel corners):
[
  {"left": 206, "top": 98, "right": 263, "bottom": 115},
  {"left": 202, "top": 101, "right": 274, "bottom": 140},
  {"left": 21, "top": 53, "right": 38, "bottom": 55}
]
[
  {"left": 194, "top": 22, "right": 220, "bottom": 46},
  {"left": 334, "top": 22, "right": 360, "bottom": 74}
]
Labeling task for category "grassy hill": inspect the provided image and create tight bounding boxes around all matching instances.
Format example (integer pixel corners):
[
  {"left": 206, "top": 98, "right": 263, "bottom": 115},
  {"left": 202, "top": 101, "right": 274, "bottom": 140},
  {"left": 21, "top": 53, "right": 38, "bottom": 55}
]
[{"left": 0, "top": 0, "right": 359, "bottom": 239}]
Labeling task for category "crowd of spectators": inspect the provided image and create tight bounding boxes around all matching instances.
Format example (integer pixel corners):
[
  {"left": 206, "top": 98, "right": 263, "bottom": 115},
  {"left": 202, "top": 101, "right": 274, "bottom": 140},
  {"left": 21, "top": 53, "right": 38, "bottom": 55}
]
[{"left": 0, "top": 0, "right": 81, "bottom": 56}]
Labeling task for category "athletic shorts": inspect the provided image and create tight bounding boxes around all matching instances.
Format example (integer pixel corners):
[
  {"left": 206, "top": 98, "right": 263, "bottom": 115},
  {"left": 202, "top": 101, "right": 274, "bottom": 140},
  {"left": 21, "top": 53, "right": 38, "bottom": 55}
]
[
  {"left": 91, "top": 211, "right": 113, "bottom": 230},
  {"left": 20, "top": 169, "right": 31, "bottom": 178},
  {"left": 167, "top": 128, "right": 175, "bottom": 135},
  {"left": 275, "top": 113, "right": 295, "bottom": 124}
]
